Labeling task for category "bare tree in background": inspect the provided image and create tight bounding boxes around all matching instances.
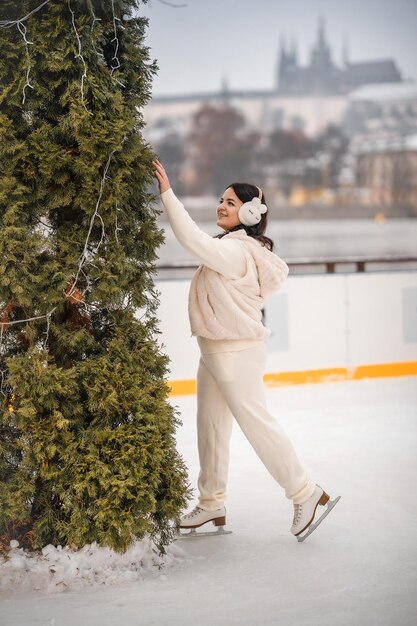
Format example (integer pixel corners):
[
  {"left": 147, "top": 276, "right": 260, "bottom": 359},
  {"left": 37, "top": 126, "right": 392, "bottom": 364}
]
[{"left": 185, "top": 104, "right": 261, "bottom": 195}]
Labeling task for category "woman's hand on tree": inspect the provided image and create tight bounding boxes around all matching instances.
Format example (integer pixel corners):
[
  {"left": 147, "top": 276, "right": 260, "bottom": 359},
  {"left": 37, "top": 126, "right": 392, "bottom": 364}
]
[{"left": 152, "top": 159, "right": 171, "bottom": 194}]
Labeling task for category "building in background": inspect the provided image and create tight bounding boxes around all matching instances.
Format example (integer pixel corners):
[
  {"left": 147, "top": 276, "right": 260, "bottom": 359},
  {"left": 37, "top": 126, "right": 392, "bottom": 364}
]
[
  {"left": 145, "top": 18, "right": 407, "bottom": 139},
  {"left": 277, "top": 17, "right": 402, "bottom": 96},
  {"left": 355, "top": 134, "right": 417, "bottom": 215},
  {"left": 343, "top": 82, "right": 417, "bottom": 138}
]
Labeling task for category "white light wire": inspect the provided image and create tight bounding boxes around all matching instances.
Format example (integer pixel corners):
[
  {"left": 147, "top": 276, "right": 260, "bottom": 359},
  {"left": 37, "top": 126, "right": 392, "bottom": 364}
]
[
  {"left": 16, "top": 21, "right": 34, "bottom": 104},
  {"left": 110, "top": 0, "right": 125, "bottom": 88},
  {"left": 67, "top": 0, "right": 92, "bottom": 115},
  {"left": 66, "top": 145, "right": 119, "bottom": 300},
  {"left": 0, "top": 0, "right": 51, "bottom": 28},
  {"left": 89, "top": 2, "right": 104, "bottom": 60}
]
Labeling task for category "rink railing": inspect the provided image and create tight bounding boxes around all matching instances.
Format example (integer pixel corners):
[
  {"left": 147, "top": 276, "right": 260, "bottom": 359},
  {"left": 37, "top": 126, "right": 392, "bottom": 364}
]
[
  {"left": 156, "top": 255, "right": 417, "bottom": 279},
  {"left": 154, "top": 263, "right": 417, "bottom": 395}
]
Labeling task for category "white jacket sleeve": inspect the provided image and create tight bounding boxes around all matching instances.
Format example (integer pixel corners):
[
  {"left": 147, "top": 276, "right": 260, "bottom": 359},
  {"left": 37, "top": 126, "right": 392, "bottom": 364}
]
[{"left": 160, "top": 188, "right": 246, "bottom": 279}]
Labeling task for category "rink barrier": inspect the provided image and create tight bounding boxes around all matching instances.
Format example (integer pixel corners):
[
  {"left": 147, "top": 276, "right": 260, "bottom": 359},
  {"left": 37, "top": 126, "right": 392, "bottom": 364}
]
[
  {"left": 167, "top": 360, "right": 417, "bottom": 396},
  {"left": 156, "top": 270, "right": 417, "bottom": 396}
]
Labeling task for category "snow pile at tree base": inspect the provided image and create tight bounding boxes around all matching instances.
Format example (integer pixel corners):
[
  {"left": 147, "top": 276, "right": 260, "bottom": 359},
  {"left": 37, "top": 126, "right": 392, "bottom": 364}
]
[{"left": 0, "top": 537, "right": 187, "bottom": 593}]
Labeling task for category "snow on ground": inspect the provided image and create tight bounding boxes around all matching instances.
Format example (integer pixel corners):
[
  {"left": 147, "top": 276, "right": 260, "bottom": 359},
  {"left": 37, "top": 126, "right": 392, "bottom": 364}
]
[
  {"left": 2, "top": 376, "right": 417, "bottom": 626},
  {"left": 0, "top": 538, "right": 189, "bottom": 594}
]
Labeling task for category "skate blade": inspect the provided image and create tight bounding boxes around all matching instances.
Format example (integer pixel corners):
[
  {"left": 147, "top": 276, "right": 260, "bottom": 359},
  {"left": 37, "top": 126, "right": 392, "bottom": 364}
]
[
  {"left": 296, "top": 496, "right": 341, "bottom": 543},
  {"left": 178, "top": 525, "right": 232, "bottom": 539}
]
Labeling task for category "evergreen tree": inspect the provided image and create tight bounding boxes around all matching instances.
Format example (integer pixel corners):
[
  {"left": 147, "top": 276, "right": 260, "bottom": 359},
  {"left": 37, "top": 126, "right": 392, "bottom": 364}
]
[{"left": 0, "top": 0, "right": 189, "bottom": 553}]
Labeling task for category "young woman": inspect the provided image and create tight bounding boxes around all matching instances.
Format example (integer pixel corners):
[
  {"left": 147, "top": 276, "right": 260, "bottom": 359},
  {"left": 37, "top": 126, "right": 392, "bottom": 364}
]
[{"left": 153, "top": 159, "right": 339, "bottom": 541}]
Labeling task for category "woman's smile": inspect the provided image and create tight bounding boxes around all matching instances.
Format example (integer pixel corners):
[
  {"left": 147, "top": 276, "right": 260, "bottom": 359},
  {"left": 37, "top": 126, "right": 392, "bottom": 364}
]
[{"left": 216, "top": 187, "right": 242, "bottom": 230}]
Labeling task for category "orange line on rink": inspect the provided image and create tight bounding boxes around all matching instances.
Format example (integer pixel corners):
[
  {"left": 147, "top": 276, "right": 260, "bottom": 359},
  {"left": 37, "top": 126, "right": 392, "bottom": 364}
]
[
  {"left": 167, "top": 379, "right": 197, "bottom": 397},
  {"left": 351, "top": 361, "right": 417, "bottom": 380},
  {"left": 167, "top": 361, "right": 417, "bottom": 396},
  {"left": 264, "top": 368, "right": 347, "bottom": 386}
]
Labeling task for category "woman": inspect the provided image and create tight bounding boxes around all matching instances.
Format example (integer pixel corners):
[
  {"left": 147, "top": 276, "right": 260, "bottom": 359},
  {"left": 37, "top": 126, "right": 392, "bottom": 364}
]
[{"left": 153, "top": 159, "right": 339, "bottom": 541}]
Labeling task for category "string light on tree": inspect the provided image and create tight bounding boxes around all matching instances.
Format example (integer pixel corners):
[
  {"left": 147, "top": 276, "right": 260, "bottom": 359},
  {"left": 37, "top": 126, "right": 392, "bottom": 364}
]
[
  {"left": 67, "top": 0, "right": 91, "bottom": 114},
  {"left": 110, "top": 0, "right": 125, "bottom": 88},
  {"left": 16, "top": 21, "right": 34, "bottom": 104}
]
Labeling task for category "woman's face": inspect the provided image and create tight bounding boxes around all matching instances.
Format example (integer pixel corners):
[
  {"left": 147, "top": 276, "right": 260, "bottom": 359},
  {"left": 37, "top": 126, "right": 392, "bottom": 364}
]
[{"left": 216, "top": 187, "right": 243, "bottom": 231}]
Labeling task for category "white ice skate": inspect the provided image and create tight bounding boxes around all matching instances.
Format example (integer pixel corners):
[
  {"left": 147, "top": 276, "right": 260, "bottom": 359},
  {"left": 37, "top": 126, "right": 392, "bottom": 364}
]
[
  {"left": 178, "top": 506, "right": 232, "bottom": 538},
  {"left": 291, "top": 485, "right": 341, "bottom": 543}
]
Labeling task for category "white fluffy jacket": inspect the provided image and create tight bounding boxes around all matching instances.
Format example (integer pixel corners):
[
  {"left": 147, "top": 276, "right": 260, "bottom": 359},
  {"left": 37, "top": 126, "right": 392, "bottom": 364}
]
[
  {"left": 161, "top": 188, "right": 289, "bottom": 341},
  {"left": 189, "top": 230, "right": 288, "bottom": 340}
]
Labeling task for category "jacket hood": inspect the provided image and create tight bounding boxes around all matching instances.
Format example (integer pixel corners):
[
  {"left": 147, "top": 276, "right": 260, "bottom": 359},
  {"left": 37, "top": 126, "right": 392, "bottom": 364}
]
[{"left": 225, "top": 230, "right": 289, "bottom": 298}]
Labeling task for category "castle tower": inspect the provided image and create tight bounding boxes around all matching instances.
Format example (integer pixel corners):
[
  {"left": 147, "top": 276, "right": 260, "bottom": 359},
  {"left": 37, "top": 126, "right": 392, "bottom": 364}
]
[
  {"left": 289, "top": 36, "right": 298, "bottom": 65},
  {"left": 276, "top": 34, "right": 299, "bottom": 92},
  {"left": 307, "top": 16, "right": 340, "bottom": 94},
  {"left": 342, "top": 35, "right": 349, "bottom": 68},
  {"left": 220, "top": 74, "right": 231, "bottom": 105},
  {"left": 310, "top": 16, "right": 332, "bottom": 69},
  {"left": 276, "top": 34, "right": 287, "bottom": 90}
]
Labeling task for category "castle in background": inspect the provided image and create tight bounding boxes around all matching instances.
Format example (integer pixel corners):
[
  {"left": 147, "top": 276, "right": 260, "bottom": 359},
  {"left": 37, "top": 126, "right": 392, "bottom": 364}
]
[
  {"left": 276, "top": 18, "right": 402, "bottom": 96},
  {"left": 145, "top": 18, "right": 414, "bottom": 139}
]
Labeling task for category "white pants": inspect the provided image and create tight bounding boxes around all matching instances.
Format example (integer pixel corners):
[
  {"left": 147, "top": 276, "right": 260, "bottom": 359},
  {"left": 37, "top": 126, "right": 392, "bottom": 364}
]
[{"left": 196, "top": 342, "right": 315, "bottom": 510}]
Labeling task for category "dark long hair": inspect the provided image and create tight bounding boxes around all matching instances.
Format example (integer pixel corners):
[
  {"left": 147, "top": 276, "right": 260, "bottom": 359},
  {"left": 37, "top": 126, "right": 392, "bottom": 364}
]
[{"left": 216, "top": 182, "right": 274, "bottom": 251}]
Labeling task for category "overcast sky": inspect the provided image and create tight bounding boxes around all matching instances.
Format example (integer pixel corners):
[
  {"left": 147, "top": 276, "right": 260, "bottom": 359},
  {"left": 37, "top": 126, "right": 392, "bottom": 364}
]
[{"left": 138, "top": 0, "right": 417, "bottom": 96}]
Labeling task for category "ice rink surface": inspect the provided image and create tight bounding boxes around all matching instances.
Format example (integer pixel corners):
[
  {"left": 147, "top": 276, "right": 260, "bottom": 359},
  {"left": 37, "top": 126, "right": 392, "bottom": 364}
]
[{"left": 2, "top": 376, "right": 417, "bottom": 626}]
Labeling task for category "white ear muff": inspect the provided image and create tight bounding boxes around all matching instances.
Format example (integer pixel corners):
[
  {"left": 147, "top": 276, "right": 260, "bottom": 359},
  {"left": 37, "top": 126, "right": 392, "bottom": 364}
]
[{"left": 238, "top": 187, "right": 267, "bottom": 226}]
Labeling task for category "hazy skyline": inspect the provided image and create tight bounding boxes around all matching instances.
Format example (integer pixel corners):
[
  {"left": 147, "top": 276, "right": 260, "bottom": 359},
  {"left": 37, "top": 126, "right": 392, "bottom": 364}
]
[{"left": 138, "top": 0, "right": 417, "bottom": 96}]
